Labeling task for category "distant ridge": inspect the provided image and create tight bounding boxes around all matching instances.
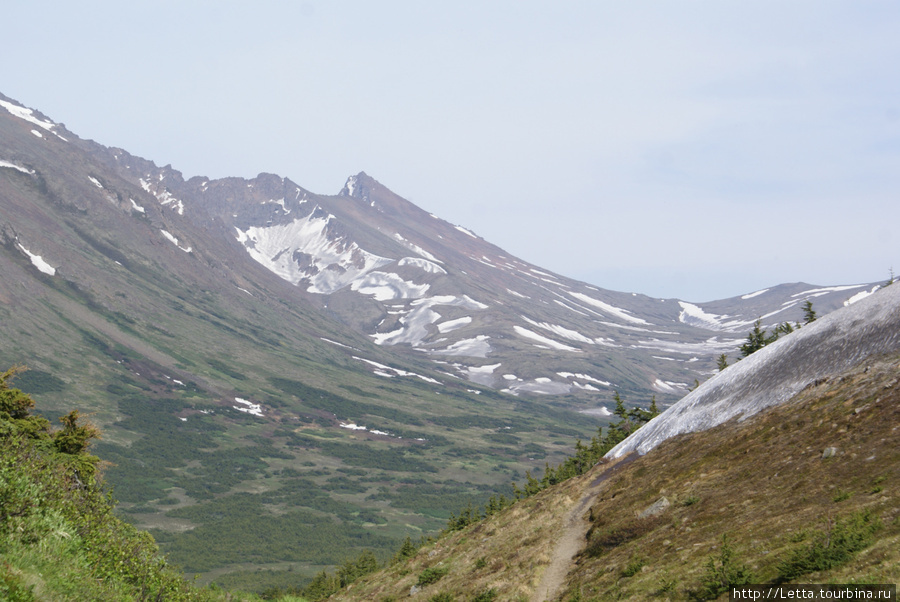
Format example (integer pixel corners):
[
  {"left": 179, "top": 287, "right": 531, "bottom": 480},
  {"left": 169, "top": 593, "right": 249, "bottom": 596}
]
[{"left": 608, "top": 282, "right": 900, "bottom": 457}]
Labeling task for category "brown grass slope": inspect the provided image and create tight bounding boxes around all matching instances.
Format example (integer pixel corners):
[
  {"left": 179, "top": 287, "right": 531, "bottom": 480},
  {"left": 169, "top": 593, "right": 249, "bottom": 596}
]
[{"left": 330, "top": 352, "right": 900, "bottom": 601}]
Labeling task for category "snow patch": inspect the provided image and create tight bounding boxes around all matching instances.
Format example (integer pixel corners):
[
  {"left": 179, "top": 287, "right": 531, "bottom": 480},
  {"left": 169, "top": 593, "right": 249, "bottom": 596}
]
[
  {"left": 437, "top": 316, "right": 472, "bottom": 333},
  {"left": 398, "top": 257, "right": 446, "bottom": 274},
  {"left": 353, "top": 356, "right": 441, "bottom": 384},
  {"left": 0, "top": 98, "right": 67, "bottom": 140},
  {"left": 455, "top": 225, "right": 478, "bottom": 238},
  {"left": 568, "top": 292, "right": 650, "bottom": 325},
  {"left": 373, "top": 295, "right": 487, "bottom": 347},
  {"left": 0, "top": 160, "right": 34, "bottom": 174},
  {"left": 844, "top": 286, "right": 880, "bottom": 306},
  {"left": 791, "top": 285, "right": 866, "bottom": 298},
  {"left": 393, "top": 234, "right": 442, "bottom": 262},
  {"left": 741, "top": 288, "right": 769, "bottom": 300},
  {"left": 513, "top": 326, "right": 580, "bottom": 352},
  {"left": 557, "top": 372, "right": 611, "bottom": 386},
  {"left": 129, "top": 198, "right": 145, "bottom": 213},
  {"left": 233, "top": 397, "right": 263, "bottom": 417},
  {"left": 351, "top": 271, "right": 430, "bottom": 301},
  {"left": 427, "top": 335, "right": 492, "bottom": 358},
  {"left": 16, "top": 243, "right": 56, "bottom": 275},
  {"left": 160, "top": 230, "right": 192, "bottom": 253}
]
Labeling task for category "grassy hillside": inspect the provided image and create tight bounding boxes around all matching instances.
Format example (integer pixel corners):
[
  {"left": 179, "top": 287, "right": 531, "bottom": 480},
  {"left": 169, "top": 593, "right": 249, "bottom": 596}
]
[{"left": 327, "top": 352, "right": 900, "bottom": 601}]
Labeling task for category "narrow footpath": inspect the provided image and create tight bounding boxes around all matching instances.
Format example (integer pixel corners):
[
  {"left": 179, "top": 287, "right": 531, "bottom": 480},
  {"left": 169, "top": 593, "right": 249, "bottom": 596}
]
[{"left": 531, "top": 454, "right": 638, "bottom": 602}]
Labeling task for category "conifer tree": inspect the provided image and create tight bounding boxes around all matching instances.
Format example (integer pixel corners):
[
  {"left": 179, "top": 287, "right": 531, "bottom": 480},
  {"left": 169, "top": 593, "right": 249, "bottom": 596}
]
[
  {"left": 717, "top": 354, "right": 729, "bottom": 371},
  {"left": 802, "top": 300, "right": 817, "bottom": 324}
]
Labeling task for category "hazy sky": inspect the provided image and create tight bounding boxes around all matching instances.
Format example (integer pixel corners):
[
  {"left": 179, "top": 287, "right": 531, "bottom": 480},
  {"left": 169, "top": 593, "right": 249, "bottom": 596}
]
[{"left": 3, "top": 1, "right": 898, "bottom": 301}]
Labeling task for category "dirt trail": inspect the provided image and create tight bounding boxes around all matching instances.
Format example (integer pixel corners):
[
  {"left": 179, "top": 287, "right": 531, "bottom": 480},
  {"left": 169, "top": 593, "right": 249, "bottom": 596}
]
[{"left": 531, "top": 454, "right": 638, "bottom": 602}]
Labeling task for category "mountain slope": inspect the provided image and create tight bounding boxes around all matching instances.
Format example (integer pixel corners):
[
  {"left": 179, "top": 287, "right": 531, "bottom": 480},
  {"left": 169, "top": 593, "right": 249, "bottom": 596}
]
[{"left": 0, "top": 91, "right": 888, "bottom": 589}]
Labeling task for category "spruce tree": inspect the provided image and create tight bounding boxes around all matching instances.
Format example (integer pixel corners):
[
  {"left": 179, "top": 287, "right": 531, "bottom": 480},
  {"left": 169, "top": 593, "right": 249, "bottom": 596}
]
[
  {"left": 717, "top": 354, "right": 729, "bottom": 371},
  {"left": 802, "top": 300, "right": 817, "bottom": 324}
]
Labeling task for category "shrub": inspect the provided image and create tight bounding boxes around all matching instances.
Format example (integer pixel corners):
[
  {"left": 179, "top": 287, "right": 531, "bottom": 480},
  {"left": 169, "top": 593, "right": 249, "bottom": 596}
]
[
  {"left": 417, "top": 566, "right": 450, "bottom": 586},
  {"left": 691, "top": 534, "right": 754, "bottom": 600},
  {"left": 621, "top": 556, "right": 646, "bottom": 577},
  {"left": 472, "top": 588, "right": 498, "bottom": 602},
  {"left": 777, "top": 511, "right": 881, "bottom": 581}
]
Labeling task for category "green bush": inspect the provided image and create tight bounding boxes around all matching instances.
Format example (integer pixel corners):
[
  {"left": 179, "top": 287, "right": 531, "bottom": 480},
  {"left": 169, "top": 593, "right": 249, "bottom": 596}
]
[
  {"left": 691, "top": 534, "right": 754, "bottom": 600},
  {"left": 777, "top": 511, "right": 881, "bottom": 581},
  {"left": 417, "top": 565, "right": 450, "bottom": 586},
  {"left": 472, "top": 588, "right": 498, "bottom": 602}
]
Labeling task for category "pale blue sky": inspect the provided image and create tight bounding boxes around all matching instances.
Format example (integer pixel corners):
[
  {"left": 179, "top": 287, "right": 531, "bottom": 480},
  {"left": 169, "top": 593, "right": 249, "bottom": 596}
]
[{"left": 3, "top": 1, "right": 898, "bottom": 301}]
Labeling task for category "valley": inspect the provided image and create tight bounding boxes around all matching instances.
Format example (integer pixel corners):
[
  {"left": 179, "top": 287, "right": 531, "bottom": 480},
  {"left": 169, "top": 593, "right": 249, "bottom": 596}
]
[{"left": 0, "top": 91, "right": 893, "bottom": 595}]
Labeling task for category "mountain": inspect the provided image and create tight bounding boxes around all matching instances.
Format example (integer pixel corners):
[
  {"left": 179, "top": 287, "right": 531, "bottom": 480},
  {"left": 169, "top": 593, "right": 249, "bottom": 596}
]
[
  {"left": 325, "top": 285, "right": 900, "bottom": 601},
  {"left": 0, "top": 91, "right": 887, "bottom": 588}
]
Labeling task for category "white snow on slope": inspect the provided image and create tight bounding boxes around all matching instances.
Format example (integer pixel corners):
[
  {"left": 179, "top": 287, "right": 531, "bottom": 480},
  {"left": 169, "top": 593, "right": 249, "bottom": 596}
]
[
  {"left": 455, "top": 225, "right": 478, "bottom": 238},
  {"left": 373, "top": 295, "right": 488, "bottom": 347},
  {"left": 844, "top": 286, "right": 880, "bottom": 306},
  {"left": 236, "top": 211, "right": 392, "bottom": 294},
  {"left": 160, "top": 230, "right": 192, "bottom": 253},
  {"left": 0, "top": 98, "right": 67, "bottom": 140},
  {"left": 513, "top": 326, "right": 580, "bottom": 352},
  {"left": 398, "top": 257, "right": 446, "bottom": 274},
  {"left": 88, "top": 176, "right": 103, "bottom": 188},
  {"left": 265, "top": 198, "right": 291, "bottom": 214},
  {"left": 677, "top": 302, "right": 750, "bottom": 332},
  {"left": 351, "top": 271, "right": 429, "bottom": 301},
  {"left": 129, "top": 198, "right": 146, "bottom": 213},
  {"left": 353, "top": 356, "right": 441, "bottom": 384},
  {"left": 427, "top": 335, "right": 492, "bottom": 358},
  {"left": 393, "top": 234, "right": 441, "bottom": 262},
  {"left": 0, "top": 160, "right": 34, "bottom": 174},
  {"left": 233, "top": 397, "right": 263, "bottom": 417},
  {"left": 502, "top": 378, "right": 572, "bottom": 396},
  {"left": 16, "top": 243, "right": 56, "bottom": 275},
  {"left": 522, "top": 317, "right": 599, "bottom": 345},
  {"left": 608, "top": 283, "right": 900, "bottom": 458},
  {"left": 139, "top": 178, "right": 185, "bottom": 214},
  {"left": 437, "top": 316, "right": 472, "bottom": 333},
  {"left": 633, "top": 336, "right": 741, "bottom": 355},
  {"left": 568, "top": 292, "right": 650, "bottom": 325},
  {"left": 676, "top": 301, "right": 792, "bottom": 332},
  {"left": 741, "top": 288, "right": 769, "bottom": 300},
  {"left": 557, "top": 372, "right": 611, "bottom": 386},
  {"left": 791, "top": 284, "right": 866, "bottom": 298},
  {"left": 464, "top": 362, "right": 502, "bottom": 385}
]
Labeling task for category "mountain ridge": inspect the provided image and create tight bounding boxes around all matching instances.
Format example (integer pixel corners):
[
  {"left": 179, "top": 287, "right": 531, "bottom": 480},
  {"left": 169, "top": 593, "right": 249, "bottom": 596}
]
[{"left": 0, "top": 90, "right": 892, "bottom": 588}]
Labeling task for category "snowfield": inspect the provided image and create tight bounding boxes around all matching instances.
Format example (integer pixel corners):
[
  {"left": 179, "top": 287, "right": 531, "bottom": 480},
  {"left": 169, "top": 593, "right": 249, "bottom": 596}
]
[{"left": 235, "top": 210, "right": 392, "bottom": 294}]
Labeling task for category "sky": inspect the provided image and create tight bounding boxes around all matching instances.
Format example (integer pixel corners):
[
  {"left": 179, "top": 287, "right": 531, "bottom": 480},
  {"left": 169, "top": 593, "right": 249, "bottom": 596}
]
[{"left": 3, "top": 1, "right": 898, "bottom": 301}]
